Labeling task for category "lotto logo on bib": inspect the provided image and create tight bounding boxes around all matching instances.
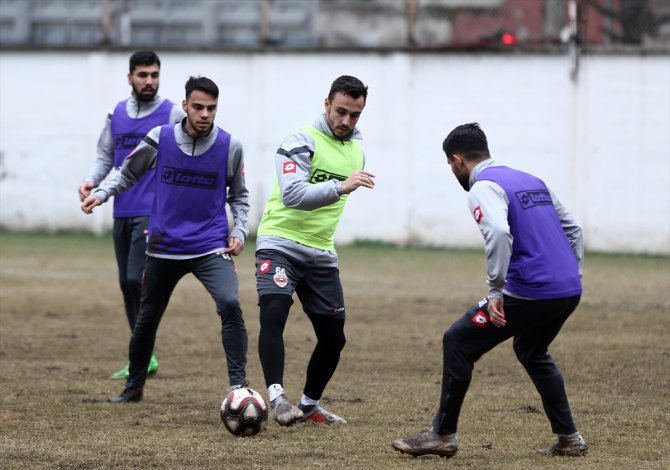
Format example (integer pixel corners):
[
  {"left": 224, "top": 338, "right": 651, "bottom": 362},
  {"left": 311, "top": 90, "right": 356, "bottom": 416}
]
[
  {"left": 116, "top": 133, "right": 144, "bottom": 150},
  {"left": 161, "top": 166, "right": 218, "bottom": 189},
  {"left": 515, "top": 189, "right": 552, "bottom": 209},
  {"left": 273, "top": 267, "right": 288, "bottom": 288},
  {"left": 309, "top": 169, "right": 346, "bottom": 183}
]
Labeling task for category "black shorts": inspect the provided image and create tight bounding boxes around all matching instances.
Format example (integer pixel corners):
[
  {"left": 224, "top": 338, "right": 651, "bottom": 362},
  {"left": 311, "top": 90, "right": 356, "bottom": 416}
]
[{"left": 255, "top": 249, "right": 345, "bottom": 318}]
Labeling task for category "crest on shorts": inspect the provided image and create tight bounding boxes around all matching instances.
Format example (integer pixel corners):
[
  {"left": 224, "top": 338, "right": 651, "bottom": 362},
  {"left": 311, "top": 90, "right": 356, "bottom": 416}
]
[
  {"left": 471, "top": 310, "right": 489, "bottom": 328},
  {"left": 258, "top": 259, "right": 271, "bottom": 274},
  {"left": 273, "top": 267, "right": 288, "bottom": 288}
]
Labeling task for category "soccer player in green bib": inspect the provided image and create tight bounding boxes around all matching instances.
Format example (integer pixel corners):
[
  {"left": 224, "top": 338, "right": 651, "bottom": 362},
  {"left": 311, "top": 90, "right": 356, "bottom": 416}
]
[{"left": 255, "top": 75, "right": 375, "bottom": 426}]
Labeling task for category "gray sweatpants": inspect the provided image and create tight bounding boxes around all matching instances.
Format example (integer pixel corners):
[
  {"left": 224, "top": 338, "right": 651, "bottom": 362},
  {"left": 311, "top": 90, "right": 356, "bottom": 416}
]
[{"left": 126, "top": 252, "right": 248, "bottom": 389}]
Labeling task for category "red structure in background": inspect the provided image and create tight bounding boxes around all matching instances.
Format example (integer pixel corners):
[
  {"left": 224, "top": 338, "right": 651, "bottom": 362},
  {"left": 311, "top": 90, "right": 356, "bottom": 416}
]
[
  {"left": 448, "top": 0, "right": 633, "bottom": 47},
  {"left": 449, "top": 0, "right": 545, "bottom": 47}
]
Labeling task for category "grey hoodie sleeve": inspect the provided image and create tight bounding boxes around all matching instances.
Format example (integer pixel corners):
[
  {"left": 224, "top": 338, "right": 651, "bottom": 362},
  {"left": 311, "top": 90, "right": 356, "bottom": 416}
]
[
  {"left": 548, "top": 187, "right": 584, "bottom": 275},
  {"left": 84, "top": 112, "right": 115, "bottom": 185},
  {"left": 226, "top": 136, "right": 250, "bottom": 243},
  {"left": 467, "top": 180, "right": 512, "bottom": 299},
  {"left": 276, "top": 130, "right": 341, "bottom": 211},
  {"left": 92, "top": 126, "right": 161, "bottom": 203}
]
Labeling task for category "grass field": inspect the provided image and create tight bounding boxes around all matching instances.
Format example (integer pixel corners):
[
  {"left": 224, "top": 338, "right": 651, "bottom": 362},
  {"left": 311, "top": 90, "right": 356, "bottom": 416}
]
[{"left": 0, "top": 232, "right": 668, "bottom": 469}]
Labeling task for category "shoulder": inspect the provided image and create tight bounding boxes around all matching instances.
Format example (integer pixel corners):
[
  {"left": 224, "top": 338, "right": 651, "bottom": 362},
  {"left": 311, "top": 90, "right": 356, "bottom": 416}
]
[
  {"left": 278, "top": 128, "right": 315, "bottom": 154},
  {"left": 228, "top": 134, "right": 244, "bottom": 153},
  {"left": 110, "top": 99, "right": 127, "bottom": 117},
  {"left": 469, "top": 180, "right": 507, "bottom": 203},
  {"left": 144, "top": 125, "right": 168, "bottom": 146}
]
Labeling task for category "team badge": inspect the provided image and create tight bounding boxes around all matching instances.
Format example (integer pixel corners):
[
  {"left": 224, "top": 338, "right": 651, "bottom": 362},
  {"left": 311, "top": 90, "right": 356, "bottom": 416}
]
[
  {"left": 471, "top": 310, "right": 489, "bottom": 328},
  {"left": 473, "top": 205, "right": 484, "bottom": 223},
  {"left": 258, "top": 260, "right": 271, "bottom": 274},
  {"left": 283, "top": 161, "right": 297, "bottom": 174},
  {"left": 273, "top": 267, "right": 288, "bottom": 288}
]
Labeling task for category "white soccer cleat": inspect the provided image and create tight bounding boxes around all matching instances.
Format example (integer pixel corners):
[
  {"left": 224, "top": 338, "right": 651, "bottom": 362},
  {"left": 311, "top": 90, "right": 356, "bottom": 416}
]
[{"left": 271, "top": 394, "right": 304, "bottom": 426}]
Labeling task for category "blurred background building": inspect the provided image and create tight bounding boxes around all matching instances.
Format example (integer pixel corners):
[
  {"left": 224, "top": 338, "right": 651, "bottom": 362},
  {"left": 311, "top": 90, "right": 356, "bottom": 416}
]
[{"left": 1, "top": 0, "right": 669, "bottom": 50}]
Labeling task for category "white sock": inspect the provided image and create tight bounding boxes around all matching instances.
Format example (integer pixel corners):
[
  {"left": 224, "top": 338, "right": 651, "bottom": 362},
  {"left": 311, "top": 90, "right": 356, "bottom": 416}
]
[
  {"left": 300, "top": 394, "right": 319, "bottom": 408},
  {"left": 268, "top": 384, "right": 284, "bottom": 402}
]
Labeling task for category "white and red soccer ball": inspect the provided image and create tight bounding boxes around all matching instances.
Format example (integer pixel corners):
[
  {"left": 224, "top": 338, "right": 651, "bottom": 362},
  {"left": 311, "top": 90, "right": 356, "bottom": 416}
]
[{"left": 220, "top": 387, "right": 268, "bottom": 437}]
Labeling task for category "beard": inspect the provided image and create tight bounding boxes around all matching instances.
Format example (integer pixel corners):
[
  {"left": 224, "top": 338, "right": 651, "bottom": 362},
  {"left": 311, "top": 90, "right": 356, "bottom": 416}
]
[
  {"left": 187, "top": 117, "right": 212, "bottom": 137},
  {"left": 134, "top": 84, "right": 157, "bottom": 102},
  {"left": 457, "top": 173, "right": 470, "bottom": 192}
]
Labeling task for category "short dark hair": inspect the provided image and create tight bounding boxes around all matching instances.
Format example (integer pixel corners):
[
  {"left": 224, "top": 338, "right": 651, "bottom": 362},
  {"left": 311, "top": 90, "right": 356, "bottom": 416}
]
[
  {"left": 185, "top": 76, "right": 219, "bottom": 99},
  {"left": 129, "top": 50, "right": 160, "bottom": 73},
  {"left": 328, "top": 75, "right": 368, "bottom": 103},
  {"left": 442, "top": 123, "right": 490, "bottom": 161}
]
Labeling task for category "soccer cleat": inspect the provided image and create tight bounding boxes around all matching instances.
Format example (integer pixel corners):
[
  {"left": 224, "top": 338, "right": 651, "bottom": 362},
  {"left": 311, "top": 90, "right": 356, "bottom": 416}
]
[
  {"left": 271, "top": 394, "right": 304, "bottom": 426},
  {"left": 110, "top": 363, "right": 129, "bottom": 380},
  {"left": 299, "top": 404, "right": 347, "bottom": 425},
  {"left": 539, "top": 432, "right": 588, "bottom": 456},
  {"left": 391, "top": 429, "right": 459, "bottom": 458},
  {"left": 110, "top": 355, "right": 158, "bottom": 380},
  {"left": 109, "top": 387, "right": 143, "bottom": 404},
  {"left": 148, "top": 355, "right": 159, "bottom": 375}
]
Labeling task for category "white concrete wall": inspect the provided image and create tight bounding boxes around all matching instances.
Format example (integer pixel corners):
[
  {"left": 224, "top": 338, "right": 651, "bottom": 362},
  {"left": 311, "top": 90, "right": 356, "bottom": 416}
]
[{"left": 0, "top": 50, "right": 668, "bottom": 254}]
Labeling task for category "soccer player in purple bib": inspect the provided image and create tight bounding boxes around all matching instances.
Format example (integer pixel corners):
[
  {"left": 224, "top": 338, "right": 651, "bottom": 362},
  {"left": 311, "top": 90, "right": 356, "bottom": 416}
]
[
  {"left": 78, "top": 50, "right": 185, "bottom": 380},
  {"left": 82, "top": 76, "right": 250, "bottom": 403},
  {"left": 392, "top": 123, "right": 588, "bottom": 458}
]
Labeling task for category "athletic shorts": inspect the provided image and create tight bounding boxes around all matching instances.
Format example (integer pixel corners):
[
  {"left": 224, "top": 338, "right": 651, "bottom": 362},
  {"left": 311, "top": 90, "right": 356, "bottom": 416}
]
[{"left": 255, "top": 249, "right": 345, "bottom": 318}]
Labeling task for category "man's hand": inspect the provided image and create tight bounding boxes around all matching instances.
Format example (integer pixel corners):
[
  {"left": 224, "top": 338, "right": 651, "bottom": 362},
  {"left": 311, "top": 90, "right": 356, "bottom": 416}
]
[
  {"left": 78, "top": 181, "right": 95, "bottom": 202},
  {"left": 224, "top": 237, "right": 244, "bottom": 256},
  {"left": 487, "top": 297, "right": 507, "bottom": 327},
  {"left": 342, "top": 170, "right": 375, "bottom": 194},
  {"left": 81, "top": 195, "right": 102, "bottom": 214}
]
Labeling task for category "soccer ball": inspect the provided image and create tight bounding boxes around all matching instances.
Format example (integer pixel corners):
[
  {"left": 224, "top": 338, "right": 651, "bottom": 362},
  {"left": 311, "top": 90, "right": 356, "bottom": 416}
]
[{"left": 220, "top": 387, "right": 268, "bottom": 437}]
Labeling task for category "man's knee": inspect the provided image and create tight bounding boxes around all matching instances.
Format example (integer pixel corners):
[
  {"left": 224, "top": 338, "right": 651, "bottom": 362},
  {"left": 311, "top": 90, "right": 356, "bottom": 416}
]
[
  {"left": 259, "top": 294, "right": 292, "bottom": 326},
  {"left": 216, "top": 295, "right": 242, "bottom": 322},
  {"left": 514, "top": 344, "right": 555, "bottom": 373},
  {"left": 310, "top": 315, "right": 346, "bottom": 351},
  {"left": 319, "top": 325, "right": 346, "bottom": 352},
  {"left": 121, "top": 274, "right": 142, "bottom": 293},
  {"left": 331, "top": 331, "right": 346, "bottom": 352}
]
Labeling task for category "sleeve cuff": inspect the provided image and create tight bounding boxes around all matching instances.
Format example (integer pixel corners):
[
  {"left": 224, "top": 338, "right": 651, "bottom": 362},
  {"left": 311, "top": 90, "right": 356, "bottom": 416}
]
[
  {"left": 334, "top": 180, "right": 344, "bottom": 196},
  {"left": 92, "top": 188, "right": 109, "bottom": 203}
]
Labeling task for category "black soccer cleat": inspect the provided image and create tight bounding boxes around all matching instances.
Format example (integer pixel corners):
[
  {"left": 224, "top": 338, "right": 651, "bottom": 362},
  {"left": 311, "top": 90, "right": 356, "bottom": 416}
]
[{"left": 109, "top": 387, "right": 143, "bottom": 404}]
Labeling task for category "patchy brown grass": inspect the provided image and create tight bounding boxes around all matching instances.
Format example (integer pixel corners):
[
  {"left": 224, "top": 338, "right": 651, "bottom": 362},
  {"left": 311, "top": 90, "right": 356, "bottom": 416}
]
[{"left": 0, "top": 232, "right": 668, "bottom": 469}]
